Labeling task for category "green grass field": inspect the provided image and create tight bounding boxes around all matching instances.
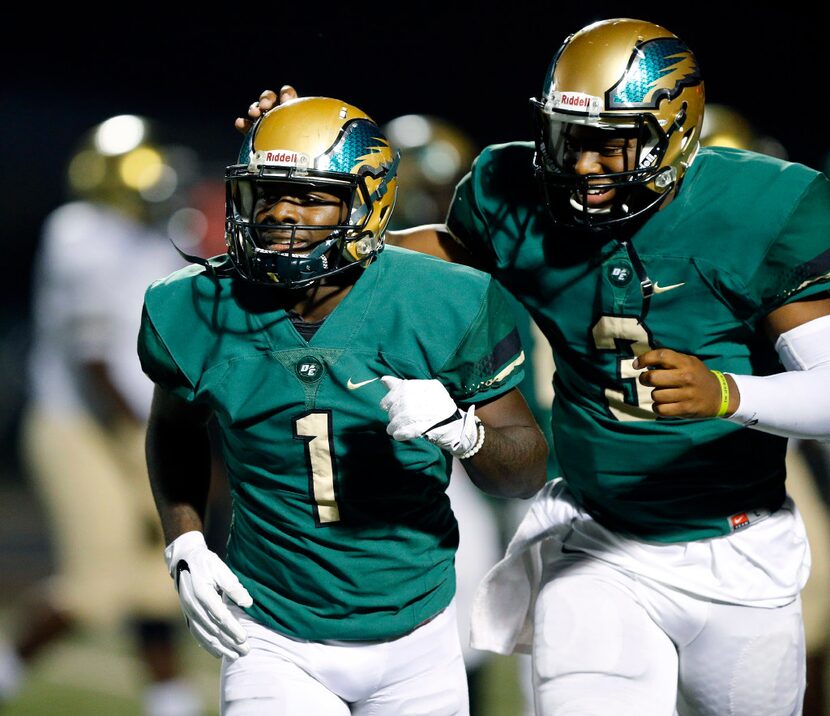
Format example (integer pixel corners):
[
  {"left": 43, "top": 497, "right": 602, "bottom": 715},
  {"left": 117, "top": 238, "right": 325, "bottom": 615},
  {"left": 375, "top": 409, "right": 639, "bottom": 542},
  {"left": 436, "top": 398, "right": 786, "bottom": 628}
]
[{"left": 1, "top": 624, "right": 220, "bottom": 715}]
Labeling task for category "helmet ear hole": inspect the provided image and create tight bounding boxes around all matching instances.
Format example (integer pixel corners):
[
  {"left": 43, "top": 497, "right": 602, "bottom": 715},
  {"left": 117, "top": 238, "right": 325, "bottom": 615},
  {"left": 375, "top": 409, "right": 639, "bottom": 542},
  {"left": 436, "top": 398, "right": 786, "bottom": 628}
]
[{"left": 677, "top": 101, "right": 689, "bottom": 128}]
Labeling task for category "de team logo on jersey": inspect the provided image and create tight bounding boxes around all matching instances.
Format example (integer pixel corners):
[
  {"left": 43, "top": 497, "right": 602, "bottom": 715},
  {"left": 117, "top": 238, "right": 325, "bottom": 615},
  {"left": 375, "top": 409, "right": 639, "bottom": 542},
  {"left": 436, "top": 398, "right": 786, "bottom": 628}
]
[
  {"left": 296, "top": 356, "right": 324, "bottom": 383},
  {"left": 608, "top": 262, "right": 633, "bottom": 286}
]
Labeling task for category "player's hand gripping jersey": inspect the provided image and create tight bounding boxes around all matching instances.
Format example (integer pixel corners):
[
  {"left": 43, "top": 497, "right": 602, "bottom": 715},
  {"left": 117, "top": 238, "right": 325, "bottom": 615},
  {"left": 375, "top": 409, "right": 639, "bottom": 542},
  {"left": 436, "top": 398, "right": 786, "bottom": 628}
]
[
  {"left": 139, "top": 246, "right": 524, "bottom": 641},
  {"left": 448, "top": 143, "right": 830, "bottom": 542}
]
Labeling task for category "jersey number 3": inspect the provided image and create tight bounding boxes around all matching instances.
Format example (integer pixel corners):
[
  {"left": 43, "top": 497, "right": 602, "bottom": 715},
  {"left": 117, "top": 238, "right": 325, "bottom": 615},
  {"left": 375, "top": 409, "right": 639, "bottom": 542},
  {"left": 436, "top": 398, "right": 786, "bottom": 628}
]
[
  {"left": 592, "top": 315, "right": 655, "bottom": 422},
  {"left": 294, "top": 411, "right": 341, "bottom": 525}
]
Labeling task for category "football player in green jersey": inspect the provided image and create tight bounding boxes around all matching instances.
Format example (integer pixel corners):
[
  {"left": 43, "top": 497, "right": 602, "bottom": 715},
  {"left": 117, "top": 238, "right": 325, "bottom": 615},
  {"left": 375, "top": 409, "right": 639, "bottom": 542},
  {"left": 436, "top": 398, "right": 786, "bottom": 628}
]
[
  {"left": 243, "top": 17, "right": 830, "bottom": 716},
  {"left": 142, "top": 97, "right": 547, "bottom": 715}
]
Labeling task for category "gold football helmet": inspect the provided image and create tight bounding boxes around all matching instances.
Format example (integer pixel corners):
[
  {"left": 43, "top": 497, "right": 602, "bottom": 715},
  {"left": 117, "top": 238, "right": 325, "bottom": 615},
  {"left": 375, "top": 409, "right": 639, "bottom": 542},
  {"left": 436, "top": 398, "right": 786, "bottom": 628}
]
[
  {"left": 531, "top": 18, "right": 705, "bottom": 229},
  {"left": 381, "top": 115, "right": 477, "bottom": 227},
  {"left": 66, "top": 114, "right": 194, "bottom": 224},
  {"left": 699, "top": 105, "right": 755, "bottom": 151},
  {"left": 700, "top": 104, "right": 787, "bottom": 159},
  {"left": 226, "top": 97, "right": 399, "bottom": 287}
]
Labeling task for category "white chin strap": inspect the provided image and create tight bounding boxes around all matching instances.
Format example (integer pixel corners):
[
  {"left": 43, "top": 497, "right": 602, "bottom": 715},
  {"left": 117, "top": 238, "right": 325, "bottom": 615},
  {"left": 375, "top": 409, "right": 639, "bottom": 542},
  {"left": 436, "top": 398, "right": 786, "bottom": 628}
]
[{"left": 727, "top": 314, "right": 830, "bottom": 440}]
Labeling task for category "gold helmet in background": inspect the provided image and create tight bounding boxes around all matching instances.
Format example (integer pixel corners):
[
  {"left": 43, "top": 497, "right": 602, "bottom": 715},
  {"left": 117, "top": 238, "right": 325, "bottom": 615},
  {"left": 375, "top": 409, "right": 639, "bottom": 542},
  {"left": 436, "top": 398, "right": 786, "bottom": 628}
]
[
  {"left": 700, "top": 104, "right": 787, "bottom": 158},
  {"left": 66, "top": 114, "right": 198, "bottom": 224},
  {"left": 531, "top": 18, "right": 705, "bottom": 229},
  {"left": 226, "top": 97, "right": 399, "bottom": 287},
  {"left": 382, "top": 115, "right": 477, "bottom": 228}
]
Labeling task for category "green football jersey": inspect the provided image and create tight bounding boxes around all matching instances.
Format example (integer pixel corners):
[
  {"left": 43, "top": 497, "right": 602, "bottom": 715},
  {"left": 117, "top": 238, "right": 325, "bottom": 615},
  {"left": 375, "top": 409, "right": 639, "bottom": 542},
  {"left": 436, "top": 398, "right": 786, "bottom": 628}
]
[
  {"left": 447, "top": 143, "right": 830, "bottom": 542},
  {"left": 138, "top": 246, "right": 524, "bottom": 641}
]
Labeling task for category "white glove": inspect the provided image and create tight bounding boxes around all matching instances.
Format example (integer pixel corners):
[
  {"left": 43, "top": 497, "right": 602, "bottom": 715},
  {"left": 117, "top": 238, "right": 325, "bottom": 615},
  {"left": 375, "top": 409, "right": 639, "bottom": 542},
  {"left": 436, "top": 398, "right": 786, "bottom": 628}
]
[
  {"left": 164, "top": 531, "right": 253, "bottom": 661},
  {"left": 379, "top": 376, "right": 482, "bottom": 457}
]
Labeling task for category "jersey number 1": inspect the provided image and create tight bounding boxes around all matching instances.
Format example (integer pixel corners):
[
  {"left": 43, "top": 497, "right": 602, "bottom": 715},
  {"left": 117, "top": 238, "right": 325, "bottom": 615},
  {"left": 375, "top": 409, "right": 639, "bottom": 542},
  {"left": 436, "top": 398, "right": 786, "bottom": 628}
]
[{"left": 294, "top": 411, "right": 341, "bottom": 525}]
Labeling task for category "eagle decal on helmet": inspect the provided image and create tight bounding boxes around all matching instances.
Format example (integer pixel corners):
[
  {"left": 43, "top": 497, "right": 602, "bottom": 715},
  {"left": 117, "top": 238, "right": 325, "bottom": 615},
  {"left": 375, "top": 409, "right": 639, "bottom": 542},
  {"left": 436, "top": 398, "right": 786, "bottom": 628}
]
[{"left": 607, "top": 38, "right": 703, "bottom": 110}]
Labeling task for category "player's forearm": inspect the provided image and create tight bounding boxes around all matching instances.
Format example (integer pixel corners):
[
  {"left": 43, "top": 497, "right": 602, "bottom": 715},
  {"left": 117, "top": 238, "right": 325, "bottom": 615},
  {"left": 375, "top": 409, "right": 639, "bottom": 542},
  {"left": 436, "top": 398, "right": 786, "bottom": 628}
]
[
  {"left": 146, "top": 409, "right": 213, "bottom": 545},
  {"left": 726, "top": 366, "right": 830, "bottom": 440},
  {"left": 462, "top": 423, "right": 548, "bottom": 498},
  {"left": 387, "top": 225, "right": 477, "bottom": 266},
  {"left": 726, "top": 315, "right": 830, "bottom": 440}
]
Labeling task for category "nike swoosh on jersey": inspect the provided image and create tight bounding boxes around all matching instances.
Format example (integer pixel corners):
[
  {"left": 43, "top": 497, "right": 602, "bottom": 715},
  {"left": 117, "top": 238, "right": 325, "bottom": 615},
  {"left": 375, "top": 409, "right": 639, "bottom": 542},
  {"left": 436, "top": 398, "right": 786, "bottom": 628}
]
[
  {"left": 347, "top": 377, "right": 379, "bottom": 390},
  {"left": 653, "top": 281, "right": 686, "bottom": 294}
]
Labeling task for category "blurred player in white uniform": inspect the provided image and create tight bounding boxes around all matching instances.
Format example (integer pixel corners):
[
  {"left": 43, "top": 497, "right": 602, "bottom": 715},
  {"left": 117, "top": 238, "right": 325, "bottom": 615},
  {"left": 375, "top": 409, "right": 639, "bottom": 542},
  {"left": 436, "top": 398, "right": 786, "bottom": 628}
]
[{"left": 0, "top": 115, "right": 206, "bottom": 715}]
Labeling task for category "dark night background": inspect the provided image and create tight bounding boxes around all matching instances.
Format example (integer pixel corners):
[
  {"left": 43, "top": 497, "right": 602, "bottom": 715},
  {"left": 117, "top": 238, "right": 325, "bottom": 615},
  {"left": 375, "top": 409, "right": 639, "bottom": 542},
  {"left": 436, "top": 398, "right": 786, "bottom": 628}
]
[
  {"left": 0, "top": 3, "right": 826, "bottom": 429},
  {"left": 0, "top": 5, "right": 827, "bottom": 708}
]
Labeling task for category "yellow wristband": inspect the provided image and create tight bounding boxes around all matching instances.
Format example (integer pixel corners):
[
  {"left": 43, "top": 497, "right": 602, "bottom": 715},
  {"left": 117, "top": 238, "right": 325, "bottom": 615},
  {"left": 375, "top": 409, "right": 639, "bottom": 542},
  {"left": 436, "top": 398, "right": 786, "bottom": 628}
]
[{"left": 710, "top": 370, "right": 730, "bottom": 417}]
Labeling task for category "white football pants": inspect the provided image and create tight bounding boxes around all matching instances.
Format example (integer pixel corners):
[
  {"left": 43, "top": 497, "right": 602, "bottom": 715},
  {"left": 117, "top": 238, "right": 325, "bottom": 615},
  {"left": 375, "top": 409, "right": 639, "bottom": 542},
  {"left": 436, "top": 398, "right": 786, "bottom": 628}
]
[
  {"left": 532, "top": 552, "right": 805, "bottom": 716},
  {"left": 220, "top": 600, "right": 469, "bottom": 715}
]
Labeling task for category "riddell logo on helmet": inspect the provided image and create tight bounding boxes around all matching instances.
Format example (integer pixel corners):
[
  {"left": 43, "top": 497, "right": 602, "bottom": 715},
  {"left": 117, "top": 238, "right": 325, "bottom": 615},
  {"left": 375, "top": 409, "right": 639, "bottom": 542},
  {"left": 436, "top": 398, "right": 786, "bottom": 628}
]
[
  {"left": 264, "top": 150, "right": 303, "bottom": 164},
  {"left": 266, "top": 151, "right": 297, "bottom": 163},
  {"left": 550, "top": 92, "right": 601, "bottom": 115},
  {"left": 250, "top": 150, "right": 310, "bottom": 170}
]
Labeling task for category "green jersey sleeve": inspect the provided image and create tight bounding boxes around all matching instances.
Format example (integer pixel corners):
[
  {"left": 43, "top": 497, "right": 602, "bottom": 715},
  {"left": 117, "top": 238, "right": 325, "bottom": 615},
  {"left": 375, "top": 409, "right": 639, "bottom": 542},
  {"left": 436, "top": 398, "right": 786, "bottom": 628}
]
[
  {"left": 438, "top": 277, "right": 525, "bottom": 404},
  {"left": 446, "top": 153, "right": 497, "bottom": 272},
  {"left": 137, "top": 297, "right": 195, "bottom": 402},
  {"left": 751, "top": 171, "right": 830, "bottom": 312}
]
